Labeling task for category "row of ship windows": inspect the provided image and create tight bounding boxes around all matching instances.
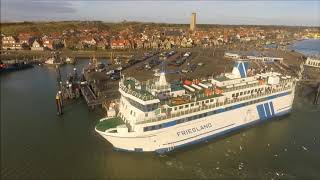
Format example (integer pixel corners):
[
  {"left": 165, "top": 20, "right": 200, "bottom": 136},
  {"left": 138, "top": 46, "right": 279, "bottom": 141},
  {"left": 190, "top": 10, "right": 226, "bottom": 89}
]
[
  {"left": 171, "top": 99, "right": 215, "bottom": 112},
  {"left": 232, "top": 88, "right": 264, "bottom": 97},
  {"left": 307, "top": 61, "right": 320, "bottom": 67},
  {"left": 143, "top": 92, "right": 286, "bottom": 132},
  {"left": 224, "top": 83, "right": 259, "bottom": 92},
  {"left": 121, "top": 97, "right": 158, "bottom": 112}
]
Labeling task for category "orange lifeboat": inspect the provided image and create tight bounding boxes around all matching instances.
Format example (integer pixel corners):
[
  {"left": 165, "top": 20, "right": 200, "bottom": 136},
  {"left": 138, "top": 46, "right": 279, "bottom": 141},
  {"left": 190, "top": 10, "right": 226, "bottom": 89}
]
[
  {"left": 184, "top": 80, "right": 192, "bottom": 86},
  {"left": 193, "top": 79, "right": 200, "bottom": 85},
  {"left": 205, "top": 88, "right": 213, "bottom": 96},
  {"left": 214, "top": 88, "right": 223, "bottom": 95},
  {"left": 259, "top": 79, "right": 264, "bottom": 85}
]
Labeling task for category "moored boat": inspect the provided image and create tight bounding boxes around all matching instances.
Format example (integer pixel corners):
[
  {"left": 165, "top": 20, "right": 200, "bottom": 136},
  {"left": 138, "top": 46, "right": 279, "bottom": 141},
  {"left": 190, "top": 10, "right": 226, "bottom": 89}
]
[{"left": 95, "top": 60, "right": 297, "bottom": 153}]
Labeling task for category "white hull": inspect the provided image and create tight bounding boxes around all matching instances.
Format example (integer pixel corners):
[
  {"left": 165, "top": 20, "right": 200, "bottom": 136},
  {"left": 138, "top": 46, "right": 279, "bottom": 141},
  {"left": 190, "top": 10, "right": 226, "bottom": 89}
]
[{"left": 96, "top": 89, "right": 294, "bottom": 153}]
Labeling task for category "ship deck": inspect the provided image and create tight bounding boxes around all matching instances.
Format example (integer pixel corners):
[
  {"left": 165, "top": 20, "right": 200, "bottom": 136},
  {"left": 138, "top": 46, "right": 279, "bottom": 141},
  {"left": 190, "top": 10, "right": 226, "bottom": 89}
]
[{"left": 96, "top": 117, "right": 124, "bottom": 132}]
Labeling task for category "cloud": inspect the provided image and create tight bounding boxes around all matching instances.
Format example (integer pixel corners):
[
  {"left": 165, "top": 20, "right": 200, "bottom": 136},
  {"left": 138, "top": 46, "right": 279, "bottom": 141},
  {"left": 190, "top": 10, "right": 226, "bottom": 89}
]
[
  {"left": 1, "top": 1, "right": 319, "bottom": 26},
  {"left": 1, "top": 0, "right": 77, "bottom": 21}
]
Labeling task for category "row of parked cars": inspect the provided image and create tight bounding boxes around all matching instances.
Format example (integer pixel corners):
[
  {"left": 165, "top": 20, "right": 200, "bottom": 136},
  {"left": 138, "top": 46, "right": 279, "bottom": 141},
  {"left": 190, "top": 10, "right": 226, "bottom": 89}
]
[
  {"left": 135, "top": 51, "right": 194, "bottom": 71},
  {"left": 168, "top": 52, "right": 192, "bottom": 67}
]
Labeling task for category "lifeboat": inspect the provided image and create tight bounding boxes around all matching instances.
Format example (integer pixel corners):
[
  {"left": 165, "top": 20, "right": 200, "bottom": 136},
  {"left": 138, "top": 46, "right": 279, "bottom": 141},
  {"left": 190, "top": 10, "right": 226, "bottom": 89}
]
[
  {"left": 214, "top": 88, "right": 223, "bottom": 95},
  {"left": 171, "top": 97, "right": 189, "bottom": 105},
  {"left": 259, "top": 79, "right": 265, "bottom": 85},
  {"left": 184, "top": 80, "right": 192, "bottom": 86},
  {"left": 193, "top": 79, "right": 200, "bottom": 85},
  {"left": 205, "top": 88, "right": 213, "bottom": 96}
]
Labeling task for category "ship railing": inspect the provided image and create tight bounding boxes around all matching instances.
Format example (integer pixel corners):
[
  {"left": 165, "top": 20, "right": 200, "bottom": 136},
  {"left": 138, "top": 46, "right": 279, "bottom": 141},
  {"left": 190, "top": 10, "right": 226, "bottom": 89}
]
[
  {"left": 119, "top": 83, "right": 155, "bottom": 101},
  {"left": 136, "top": 86, "right": 292, "bottom": 125},
  {"left": 223, "top": 83, "right": 259, "bottom": 92},
  {"left": 222, "top": 80, "right": 293, "bottom": 93}
]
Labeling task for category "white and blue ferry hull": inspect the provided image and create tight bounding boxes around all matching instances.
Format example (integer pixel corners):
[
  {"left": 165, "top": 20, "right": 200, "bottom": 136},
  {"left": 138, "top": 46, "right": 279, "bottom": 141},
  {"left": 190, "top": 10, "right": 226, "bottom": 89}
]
[{"left": 96, "top": 90, "right": 294, "bottom": 153}]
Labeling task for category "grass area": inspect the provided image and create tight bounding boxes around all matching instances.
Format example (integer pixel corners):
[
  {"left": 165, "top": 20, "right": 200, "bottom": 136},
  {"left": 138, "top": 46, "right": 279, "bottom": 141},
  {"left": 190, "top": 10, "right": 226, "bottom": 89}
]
[{"left": 96, "top": 117, "right": 124, "bottom": 132}]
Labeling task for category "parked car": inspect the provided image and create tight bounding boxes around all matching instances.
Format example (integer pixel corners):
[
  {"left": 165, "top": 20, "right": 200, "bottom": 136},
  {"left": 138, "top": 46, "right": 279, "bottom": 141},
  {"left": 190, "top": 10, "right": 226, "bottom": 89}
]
[
  {"left": 198, "top": 62, "right": 204, "bottom": 66},
  {"left": 190, "top": 64, "right": 197, "bottom": 72}
]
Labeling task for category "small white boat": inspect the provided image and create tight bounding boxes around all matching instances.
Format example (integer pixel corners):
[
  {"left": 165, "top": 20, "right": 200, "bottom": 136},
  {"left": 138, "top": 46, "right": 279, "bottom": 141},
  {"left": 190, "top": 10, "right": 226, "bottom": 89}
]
[
  {"left": 44, "top": 57, "right": 64, "bottom": 67},
  {"left": 65, "top": 57, "right": 75, "bottom": 64}
]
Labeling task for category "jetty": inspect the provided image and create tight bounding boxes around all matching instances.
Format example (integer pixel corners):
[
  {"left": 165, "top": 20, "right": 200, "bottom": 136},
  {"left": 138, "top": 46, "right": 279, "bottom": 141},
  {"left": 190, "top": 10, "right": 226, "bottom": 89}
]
[{"left": 80, "top": 84, "right": 105, "bottom": 108}]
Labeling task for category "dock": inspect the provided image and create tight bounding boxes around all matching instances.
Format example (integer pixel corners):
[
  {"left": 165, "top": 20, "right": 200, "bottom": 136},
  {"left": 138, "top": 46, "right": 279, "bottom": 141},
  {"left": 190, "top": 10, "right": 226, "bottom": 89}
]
[{"left": 80, "top": 84, "right": 104, "bottom": 108}]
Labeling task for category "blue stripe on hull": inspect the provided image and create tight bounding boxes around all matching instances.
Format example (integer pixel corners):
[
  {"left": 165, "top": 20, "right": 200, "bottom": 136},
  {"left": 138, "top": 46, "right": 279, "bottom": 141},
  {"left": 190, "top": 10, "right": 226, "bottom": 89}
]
[
  {"left": 270, "top": 102, "right": 275, "bottom": 115},
  {"left": 257, "top": 104, "right": 266, "bottom": 120},
  {"left": 155, "top": 108, "right": 292, "bottom": 154},
  {"left": 264, "top": 103, "right": 271, "bottom": 117}
]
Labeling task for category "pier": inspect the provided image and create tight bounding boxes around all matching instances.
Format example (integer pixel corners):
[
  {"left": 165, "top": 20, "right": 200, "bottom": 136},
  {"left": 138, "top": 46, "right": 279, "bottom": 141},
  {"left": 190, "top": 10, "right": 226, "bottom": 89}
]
[{"left": 80, "top": 84, "right": 104, "bottom": 108}]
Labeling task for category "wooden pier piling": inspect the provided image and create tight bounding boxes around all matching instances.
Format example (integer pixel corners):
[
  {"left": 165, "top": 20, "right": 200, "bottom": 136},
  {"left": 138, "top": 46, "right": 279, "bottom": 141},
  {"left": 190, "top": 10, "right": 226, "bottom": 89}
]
[
  {"left": 56, "top": 93, "right": 63, "bottom": 115},
  {"left": 314, "top": 83, "right": 320, "bottom": 105},
  {"left": 56, "top": 66, "right": 61, "bottom": 83},
  {"left": 58, "top": 91, "right": 63, "bottom": 107}
]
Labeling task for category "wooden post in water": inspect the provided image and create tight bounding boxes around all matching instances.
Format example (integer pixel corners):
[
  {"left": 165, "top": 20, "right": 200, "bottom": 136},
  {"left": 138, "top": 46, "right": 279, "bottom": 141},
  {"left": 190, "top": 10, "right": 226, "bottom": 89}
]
[
  {"left": 56, "top": 66, "right": 61, "bottom": 83},
  {"left": 75, "top": 88, "right": 80, "bottom": 98},
  {"left": 314, "top": 83, "right": 320, "bottom": 105},
  {"left": 58, "top": 91, "right": 63, "bottom": 107},
  {"left": 56, "top": 93, "right": 63, "bottom": 115},
  {"left": 73, "top": 68, "right": 77, "bottom": 79}
]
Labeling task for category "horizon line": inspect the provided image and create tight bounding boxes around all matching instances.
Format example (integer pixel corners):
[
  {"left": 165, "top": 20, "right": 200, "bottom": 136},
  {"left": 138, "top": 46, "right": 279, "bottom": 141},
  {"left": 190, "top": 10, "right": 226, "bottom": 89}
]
[{"left": 1, "top": 20, "right": 319, "bottom": 28}]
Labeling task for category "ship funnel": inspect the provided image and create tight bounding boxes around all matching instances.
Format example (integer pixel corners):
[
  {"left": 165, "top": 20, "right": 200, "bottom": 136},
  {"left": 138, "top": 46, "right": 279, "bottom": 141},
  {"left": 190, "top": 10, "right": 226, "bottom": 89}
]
[{"left": 232, "top": 60, "right": 249, "bottom": 78}]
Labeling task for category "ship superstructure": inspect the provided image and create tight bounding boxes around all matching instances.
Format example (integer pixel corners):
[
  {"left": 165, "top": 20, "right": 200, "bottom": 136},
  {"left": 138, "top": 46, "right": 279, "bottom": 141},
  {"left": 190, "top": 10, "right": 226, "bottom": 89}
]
[
  {"left": 95, "top": 60, "right": 296, "bottom": 153},
  {"left": 305, "top": 57, "right": 320, "bottom": 68}
]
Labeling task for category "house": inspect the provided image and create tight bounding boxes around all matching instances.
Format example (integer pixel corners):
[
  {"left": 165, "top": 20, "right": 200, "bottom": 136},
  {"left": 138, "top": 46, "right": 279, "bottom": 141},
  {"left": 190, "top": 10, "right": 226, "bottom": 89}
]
[
  {"left": 18, "top": 33, "right": 32, "bottom": 46},
  {"left": 194, "top": 38, "right": 202, "bottom": 47},
  {"left": 180, "top": 37, "right": 188, "bottom": 48},
  {"left": 42, "top": 38, "right": 54, "bottom": 50},
  {"left": 31, "top": 40, "right": 44, "bottom": 51},
  {"left": 151, "top": 39, "right": 160, "bottom": 49},
  {"left": 143, "top": 41, "right": 151, "bottom": 49},
  {"left": 81, "top": 37, "right": 97, "bottom": 47},
  {"left": 75, "top": 42, "right": 84, "bottom": 50},
  {"left": 50, "top": 32, "right": 62, "bottom": 41},
  {"left": 97, "top": 39, "right": 109, "bottom": 49},
  {"left": 110, "top": 39, "right": 130, "bottom": 49},
  {"left": 162, "top": 39, "right": 172, "bottom": 49},
  {"left": 135, "top": 39, "right": 144, "bottom": 49},
  {"left": 2, "top": 36, "right": 21, "bottom": 50},
  {"left": 186, "top": 38, "right": 193, "bottom": 48},
  {"left": 175, "top": 38, "right": 181, "bottom": 47}
]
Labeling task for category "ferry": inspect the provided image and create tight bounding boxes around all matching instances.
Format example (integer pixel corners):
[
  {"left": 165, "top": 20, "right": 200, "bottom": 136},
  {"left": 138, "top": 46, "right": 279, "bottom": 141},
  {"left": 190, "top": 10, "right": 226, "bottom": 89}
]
[{"left": 95, "top": 60, "right": 297, "bottom": 153}]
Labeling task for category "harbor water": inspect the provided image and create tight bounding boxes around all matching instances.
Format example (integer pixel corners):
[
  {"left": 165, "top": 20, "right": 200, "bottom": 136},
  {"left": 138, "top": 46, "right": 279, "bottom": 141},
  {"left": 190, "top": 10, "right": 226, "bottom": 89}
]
[{"left": 1, "top": 40, "right": 320, "bottom": 179}]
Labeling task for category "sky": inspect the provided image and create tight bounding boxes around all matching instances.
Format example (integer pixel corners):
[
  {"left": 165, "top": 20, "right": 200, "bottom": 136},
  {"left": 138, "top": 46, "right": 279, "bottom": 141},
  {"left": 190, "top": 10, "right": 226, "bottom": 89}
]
[{"left": 1, "top": 0, "right": 319, "bottom": 26}]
